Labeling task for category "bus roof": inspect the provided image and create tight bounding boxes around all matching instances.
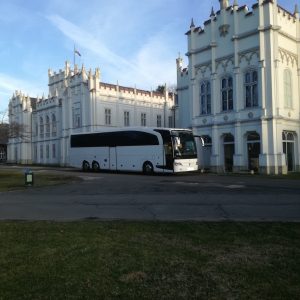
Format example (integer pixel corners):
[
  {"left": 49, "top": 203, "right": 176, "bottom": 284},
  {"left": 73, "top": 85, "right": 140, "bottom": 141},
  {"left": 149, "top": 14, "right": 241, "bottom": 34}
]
[{"left": 70, "top": 127, "right": 193, "bottom": 136}]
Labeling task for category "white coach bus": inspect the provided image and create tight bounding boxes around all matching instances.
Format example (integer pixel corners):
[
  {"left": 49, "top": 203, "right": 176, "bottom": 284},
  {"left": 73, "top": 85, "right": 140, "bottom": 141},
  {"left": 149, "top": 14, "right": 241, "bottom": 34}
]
[{"left": 69, "top": 127, "right": 198, "bottom": 174}]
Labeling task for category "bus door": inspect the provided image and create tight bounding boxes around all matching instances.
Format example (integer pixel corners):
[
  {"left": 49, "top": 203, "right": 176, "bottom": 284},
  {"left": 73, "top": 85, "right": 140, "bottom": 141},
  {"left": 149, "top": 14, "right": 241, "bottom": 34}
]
[
  {"left": 155, "top": 129, "right": 174, "bottom": 171},
  {"left": 109, "top": 147, "right": 117, "bottom": 170},
  {"left": 164, "top": 141, "right": 174, "bottom": 170}
]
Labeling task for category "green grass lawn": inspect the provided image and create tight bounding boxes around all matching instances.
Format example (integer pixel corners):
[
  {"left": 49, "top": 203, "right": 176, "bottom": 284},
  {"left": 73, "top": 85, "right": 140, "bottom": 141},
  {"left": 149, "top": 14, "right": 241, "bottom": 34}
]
[
  {"left": 0, "top": 170, "right": 80, "bottom": 191},
  {"left": 0, "top": 221, "right": 299, "bottom": 299}
]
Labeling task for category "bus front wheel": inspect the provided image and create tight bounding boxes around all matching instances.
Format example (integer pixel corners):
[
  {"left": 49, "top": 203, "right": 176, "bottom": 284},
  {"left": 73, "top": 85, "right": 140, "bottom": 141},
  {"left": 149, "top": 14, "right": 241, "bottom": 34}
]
[
  {"left": 92, "top": 161, "right": 100, "bottom": 172},
  {"left": 82, "top": 161, "right": 90, "bottom": 172},
  {"left": 143, "top": 161, "right": 154, "bottom": 175}
]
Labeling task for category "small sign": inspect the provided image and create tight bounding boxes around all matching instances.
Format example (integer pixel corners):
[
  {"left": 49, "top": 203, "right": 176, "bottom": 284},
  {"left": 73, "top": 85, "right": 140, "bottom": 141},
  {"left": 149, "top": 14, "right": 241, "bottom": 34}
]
[{"left": 25, "top": 170, "right": 34, "bottom": 186}]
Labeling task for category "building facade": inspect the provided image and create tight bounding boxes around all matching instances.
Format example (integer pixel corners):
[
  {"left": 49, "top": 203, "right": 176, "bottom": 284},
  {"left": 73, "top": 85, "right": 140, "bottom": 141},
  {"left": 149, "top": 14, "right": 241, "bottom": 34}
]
[
  {"left": 8, "top": 62, "right": 175, "bottom": 166},
  {"left": 177, "top": 0, "right": 300, "bottom": 174}
]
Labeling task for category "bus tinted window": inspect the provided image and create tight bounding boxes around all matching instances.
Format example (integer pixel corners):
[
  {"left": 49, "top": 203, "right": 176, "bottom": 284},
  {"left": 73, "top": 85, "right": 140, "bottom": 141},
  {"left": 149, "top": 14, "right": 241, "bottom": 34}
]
[
  {"left": 171, "top": 130, "right": 197, "bottom": 159},
  {"left": 70, "top": 131, "right": 159, "bottom": 148}
]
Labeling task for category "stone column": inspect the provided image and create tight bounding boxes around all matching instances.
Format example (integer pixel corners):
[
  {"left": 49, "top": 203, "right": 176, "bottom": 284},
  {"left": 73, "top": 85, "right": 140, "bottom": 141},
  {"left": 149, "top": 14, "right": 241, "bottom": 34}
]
[
  {"left": 233, "top": 121, "right": 244, "bottom": 171},
  {"left": 210, "top": 125, "right": 221, "bottom": 172}
]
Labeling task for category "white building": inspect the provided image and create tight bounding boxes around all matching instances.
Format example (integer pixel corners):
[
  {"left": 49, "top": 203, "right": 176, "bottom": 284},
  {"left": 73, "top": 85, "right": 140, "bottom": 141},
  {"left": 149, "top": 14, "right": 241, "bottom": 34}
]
[
  {"left": 8, "top": 62, "right": 175, "bottom": 165},
  {"left": 177, "top": 0, "right": 300, "bottom": 174}
]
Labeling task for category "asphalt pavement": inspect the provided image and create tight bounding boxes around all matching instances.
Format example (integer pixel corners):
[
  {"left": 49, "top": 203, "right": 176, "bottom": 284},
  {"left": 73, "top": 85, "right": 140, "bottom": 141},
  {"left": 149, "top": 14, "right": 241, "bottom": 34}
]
[{"left": 0, "top": 166, "right": 300, "bottom": 221}]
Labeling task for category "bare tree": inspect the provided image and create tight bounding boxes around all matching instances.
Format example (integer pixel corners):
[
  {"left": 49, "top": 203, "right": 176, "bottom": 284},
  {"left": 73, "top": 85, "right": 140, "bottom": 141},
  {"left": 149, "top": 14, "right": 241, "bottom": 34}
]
[
  {"left": 0, "top": 123, "right": 9, "bottom": 144},
  {"left": 155, "top": 85, "right": 166, "bottom": 94},
  {"left": 0, "top": 110, "right": 8, "bottom": 124},
  {"left": 8, "top": 122, "right": 30, "bottom": 141},
  {"left": 155, "top": 84, "right": 177, "bottom": 94},
  {"left": 0, "top": 110, "right": 9, "bottom": 145},
  {"left": 0, "top": 110, "right": 30, "bottom": 141}
]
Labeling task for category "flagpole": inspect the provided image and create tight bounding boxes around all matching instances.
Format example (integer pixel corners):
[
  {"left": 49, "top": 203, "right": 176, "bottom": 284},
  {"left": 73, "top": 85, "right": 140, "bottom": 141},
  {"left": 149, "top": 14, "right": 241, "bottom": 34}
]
[{"left": 73, "top": 44, "right": 76, "bottom": 70}]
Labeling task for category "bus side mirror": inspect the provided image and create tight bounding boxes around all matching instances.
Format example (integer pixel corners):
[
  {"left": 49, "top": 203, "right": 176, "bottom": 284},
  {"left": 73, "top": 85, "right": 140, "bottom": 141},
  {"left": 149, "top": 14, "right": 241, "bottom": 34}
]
[
  {"left": 200, "top": 137, "right": 205, "bottom": 147},
  {"left": 193, "top": 135, "right": 205, "bottom": 146}
]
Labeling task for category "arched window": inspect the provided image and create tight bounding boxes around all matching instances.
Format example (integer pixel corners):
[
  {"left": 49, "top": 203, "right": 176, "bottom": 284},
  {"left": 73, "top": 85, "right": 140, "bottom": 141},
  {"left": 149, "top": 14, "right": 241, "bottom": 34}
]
[
  {"left": 284, "top": 69, "right": 292, "bottom": 108},
  {"left": 46, "top": 116, "right": 50, "bottom": 137},
  {"left": 221, "top": 76, "right": 233, "bottom": 111},
  {"left": 72, "top": 103, "right": 81, "bottom": 128},
  {"left": 247, "top": 132, "right": 260, "bottom": 142},
  {"left": 200, "top": 81, "right": 211, "bottom": 115},
  {"left": 245, "top": 70, "right": 258, "bottom": 108},
  {"left": 35, "top": 123, "right": 38, "bottom": 137},
  {"left": 52, "top": 114, "right": 57, "bottom": 136},
  {"left": 39, "top": 117, "right": 44, "bottom": 138},
  {"left": 224, "top": 134, "right": 234, "bottom": 143}
]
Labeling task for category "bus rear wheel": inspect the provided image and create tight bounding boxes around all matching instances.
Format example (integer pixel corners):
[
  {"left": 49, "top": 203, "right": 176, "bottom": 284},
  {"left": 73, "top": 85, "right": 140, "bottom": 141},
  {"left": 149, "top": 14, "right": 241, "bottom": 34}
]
[
  {"left": 92, "top": 161, "right": 100, "bottom": 172},
  {"left": 143, "top": 161, "right": 154, "bottom": 175},
  {"left": 82, "top": 161, "right": 90, "bottom": 172}
]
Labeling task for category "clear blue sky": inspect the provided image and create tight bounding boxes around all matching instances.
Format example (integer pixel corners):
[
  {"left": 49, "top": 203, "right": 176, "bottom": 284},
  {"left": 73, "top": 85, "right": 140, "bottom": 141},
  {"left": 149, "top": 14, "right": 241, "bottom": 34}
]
[{"left": 0, "top": 0, "right": 296, "bottom": 113}]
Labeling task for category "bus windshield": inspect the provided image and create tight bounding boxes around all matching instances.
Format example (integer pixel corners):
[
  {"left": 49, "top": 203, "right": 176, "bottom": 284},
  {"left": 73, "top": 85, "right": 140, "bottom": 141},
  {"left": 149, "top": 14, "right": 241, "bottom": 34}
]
[{"left": 171, "top": 130, "right": 197, "bottom": 159}]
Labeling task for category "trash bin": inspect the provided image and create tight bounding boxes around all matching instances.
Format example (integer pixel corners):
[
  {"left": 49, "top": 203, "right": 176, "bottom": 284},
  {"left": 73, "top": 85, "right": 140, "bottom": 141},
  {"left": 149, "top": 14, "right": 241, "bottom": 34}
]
[{"left": 25, "top": 169, "right": 34, "bottom": 186}]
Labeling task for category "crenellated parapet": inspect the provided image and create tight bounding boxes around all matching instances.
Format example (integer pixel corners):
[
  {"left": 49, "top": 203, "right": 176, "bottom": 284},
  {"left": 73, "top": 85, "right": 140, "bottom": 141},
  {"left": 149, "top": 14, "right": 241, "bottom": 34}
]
[
  {"left": 98, "top": 81, "right": 173, "bottom": 109},
  {"left": 186, "top": 0, "right": 299, "bottom": 41},
  {"left": 9, "top": 90, "right": 36, "bottom": 114}
]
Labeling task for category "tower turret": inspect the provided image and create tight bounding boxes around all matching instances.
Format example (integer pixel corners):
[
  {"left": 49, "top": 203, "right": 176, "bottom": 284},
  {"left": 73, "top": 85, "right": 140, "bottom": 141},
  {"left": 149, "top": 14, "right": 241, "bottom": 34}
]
[
  {"left": 190, "top": 18, "right": 195, "bottom": 29},
  {"left": 294, "top": 4, "right": 299, "bottom": 18},
  {"left": 219, "top": 0, "right": 229, "bottom": 10},
  {"left": 65, "top": 61, "right": 70, "bottom": 77},
  {"left": 176, "top": 54, "right": 183, "bottom": 71}
]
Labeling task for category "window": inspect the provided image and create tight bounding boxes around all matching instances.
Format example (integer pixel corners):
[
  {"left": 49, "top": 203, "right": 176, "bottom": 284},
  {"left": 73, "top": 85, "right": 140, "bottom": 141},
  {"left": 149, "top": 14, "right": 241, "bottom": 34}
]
[
  {"left": 40, "top": 145, "right": 43, "bottom": 159},
  {"left": 284, "top": 69, "right": 292, "bottom": 108},
  {"left": 141, "top": 113, "right": 146, "bottom": 126},
  {"left": 221, "top": 76, "right": 233, "bottom": 111},
  {"left": 34, "top": 145, "right": 37, "bottom": 160},
  {"left": 124, "top": 111, "right": 130, "bottom": 127},
  {"left": 72, "top": 103, "right": 81, "bottom": 128},
  {"left": 52, "top": 114, "right": 57, "bottom": 137},
  {"left": 157, "top": 115, "right": 162, "bottom": 127},
  {"left": 105, "top": 109, "right": 111, "bottom": 125},
  {"left": 39, "top": 117, "right": 44, "bottom": 138},
  {"left": 200, "top": 81, "right": 211, "bottom": 115},
  {"left": 71, "top": 131, "right": 159, "bottom": 148},
  {"left": 52, "top": 144, "right": 56, "bottom": 158},
  {"left": 46, "top": 116, "right": 50, "bottom": 137},
  {"left": 245, "top": 70, "right": 258, "bottom": 108},
  {"left": 35, "top": 123, "right": 38, "bottom": 137},
  {"left": 46, "top": 144, "right": 49, "bottom": 159}
]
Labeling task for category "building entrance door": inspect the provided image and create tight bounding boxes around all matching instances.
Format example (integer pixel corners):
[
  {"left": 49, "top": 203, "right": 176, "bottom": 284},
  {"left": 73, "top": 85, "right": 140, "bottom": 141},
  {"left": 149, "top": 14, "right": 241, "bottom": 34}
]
[
  {"left": 282, "top": 132, "right": 295, "bottom": 172},
  {"left": 223, "top": 134, "right": 234, "bottom": 172},
  {"left": 247, "top": 132, "right": 260, "bottom": 172}
]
